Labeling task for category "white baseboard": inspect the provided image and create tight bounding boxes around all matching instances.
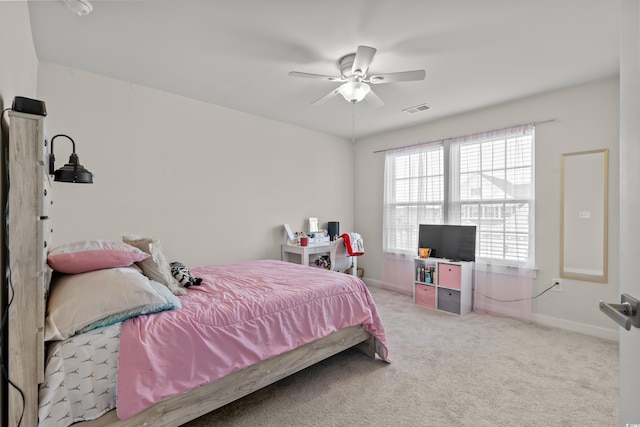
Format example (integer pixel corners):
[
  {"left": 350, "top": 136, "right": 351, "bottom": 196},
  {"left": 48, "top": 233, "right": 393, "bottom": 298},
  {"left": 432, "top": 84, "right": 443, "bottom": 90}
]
[
  {"left": 531, "top": 313, "right": 619, "bottom": 342},
  {"left": 364, "top": 277, "right": 620, "bottom": 342},
  {"left": 363, "top": 277, "right": 412, "bottom": 296}
]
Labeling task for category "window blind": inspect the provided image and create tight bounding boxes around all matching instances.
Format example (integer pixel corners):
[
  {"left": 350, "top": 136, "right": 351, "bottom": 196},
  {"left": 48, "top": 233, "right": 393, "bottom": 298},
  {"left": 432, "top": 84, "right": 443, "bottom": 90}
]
[
  {"left": 450, "top": 125, "right": 535, "bottom": 266},
  {"left": 383, "top": 142, "right": 444, "bottom": 254},
  {"left": 383, "top": 124, "right": 535, "bottom": 267}
]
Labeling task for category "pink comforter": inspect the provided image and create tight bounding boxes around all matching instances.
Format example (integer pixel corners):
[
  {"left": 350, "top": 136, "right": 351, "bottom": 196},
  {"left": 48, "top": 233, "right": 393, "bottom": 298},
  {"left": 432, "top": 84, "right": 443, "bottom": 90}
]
[{"left": 116, "top": 260, "right": 388, "bottom": 419}]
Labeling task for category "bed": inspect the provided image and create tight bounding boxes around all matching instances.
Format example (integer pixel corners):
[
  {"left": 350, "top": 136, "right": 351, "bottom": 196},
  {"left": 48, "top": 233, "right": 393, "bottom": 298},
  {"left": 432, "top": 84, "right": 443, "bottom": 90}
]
[{"left": 6, "top": 111, "right": 389, "bottom": 427}]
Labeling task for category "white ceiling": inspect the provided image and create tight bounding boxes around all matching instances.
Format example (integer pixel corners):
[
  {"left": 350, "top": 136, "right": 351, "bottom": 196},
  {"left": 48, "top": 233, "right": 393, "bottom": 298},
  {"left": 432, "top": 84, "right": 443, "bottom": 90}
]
[{"left": 27, "top": 0, "right": 620, "bottom": 140}]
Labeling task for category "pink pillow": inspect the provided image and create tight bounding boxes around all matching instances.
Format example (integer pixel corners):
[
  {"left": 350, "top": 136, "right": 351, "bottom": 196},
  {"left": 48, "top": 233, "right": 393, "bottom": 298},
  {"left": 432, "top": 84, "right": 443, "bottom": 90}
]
[{"left": 47, "top": 240, "right": 150, "bottom": 274}]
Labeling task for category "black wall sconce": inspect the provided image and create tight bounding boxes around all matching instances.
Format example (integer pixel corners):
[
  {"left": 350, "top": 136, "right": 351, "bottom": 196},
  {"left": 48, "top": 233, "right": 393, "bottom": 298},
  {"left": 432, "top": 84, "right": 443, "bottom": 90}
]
[{"left": 49, "top": 134, "right": 94, "bottom": 183}]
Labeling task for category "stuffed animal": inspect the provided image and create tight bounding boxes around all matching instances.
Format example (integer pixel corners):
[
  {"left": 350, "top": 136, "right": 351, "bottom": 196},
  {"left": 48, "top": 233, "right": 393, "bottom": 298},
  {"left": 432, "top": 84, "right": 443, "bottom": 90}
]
[
  {"left": 313, "top": 255, "right": 330, "bottom": 269},
  {"left": 170, "top": 261, "right": 203, "bottom": 288}
]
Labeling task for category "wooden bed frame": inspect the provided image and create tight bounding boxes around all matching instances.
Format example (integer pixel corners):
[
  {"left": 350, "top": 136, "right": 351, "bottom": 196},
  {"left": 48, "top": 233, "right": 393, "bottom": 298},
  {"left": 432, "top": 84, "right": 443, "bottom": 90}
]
[
  {"left": 6, "top": 111, "right": 377, "bottom": 427},
  {"left": 77, "top": 326, "right": 374, "bottom": 427}
]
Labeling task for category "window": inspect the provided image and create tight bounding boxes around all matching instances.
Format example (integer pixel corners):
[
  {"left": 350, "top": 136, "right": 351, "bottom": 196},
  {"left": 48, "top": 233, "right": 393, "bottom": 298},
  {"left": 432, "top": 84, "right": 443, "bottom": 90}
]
[
  {"left": 383, "top": 125, "right": 535, "bottom": 267},
  {"left": 383, "top": 142, "right": 444, "bottom": 253}
]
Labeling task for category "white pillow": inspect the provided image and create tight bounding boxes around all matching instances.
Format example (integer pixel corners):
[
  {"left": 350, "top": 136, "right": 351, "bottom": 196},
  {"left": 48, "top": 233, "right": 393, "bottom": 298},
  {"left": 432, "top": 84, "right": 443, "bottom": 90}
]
[
  {"left": 122, "top": 235, "right": 186, "bottom": 295},
  {"left": 45, "top": 267, "right": 165, "bottom": 341}
]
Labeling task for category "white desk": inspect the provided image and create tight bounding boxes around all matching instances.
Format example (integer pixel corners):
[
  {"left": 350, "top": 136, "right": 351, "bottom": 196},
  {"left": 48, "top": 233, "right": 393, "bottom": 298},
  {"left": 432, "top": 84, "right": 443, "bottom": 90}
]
[
  {"left": 281, "top": 243, "right": 358, "bottom": 275},
  {"left": 281, "top": 243, "right": 332, "bottom": 267}
]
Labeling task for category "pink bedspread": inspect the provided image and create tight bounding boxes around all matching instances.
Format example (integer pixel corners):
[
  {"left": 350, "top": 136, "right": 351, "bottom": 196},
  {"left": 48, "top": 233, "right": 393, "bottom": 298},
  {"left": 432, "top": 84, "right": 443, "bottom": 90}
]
[{"left": 116, "top": 260, "right": 388, "bottom": 419}]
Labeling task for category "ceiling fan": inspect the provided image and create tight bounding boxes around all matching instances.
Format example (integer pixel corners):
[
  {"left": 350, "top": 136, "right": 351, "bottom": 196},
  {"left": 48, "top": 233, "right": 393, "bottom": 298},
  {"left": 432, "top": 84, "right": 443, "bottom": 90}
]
[{"left": 288, "top": 45, "right": 425, "bottom": 107}]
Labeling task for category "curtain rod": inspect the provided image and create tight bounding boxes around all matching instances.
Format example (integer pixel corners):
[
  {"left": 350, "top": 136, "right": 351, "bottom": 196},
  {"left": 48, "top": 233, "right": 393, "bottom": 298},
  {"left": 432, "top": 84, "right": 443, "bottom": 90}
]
[{"left": 372, "top": 118, "right": 556, "bottom": 154}]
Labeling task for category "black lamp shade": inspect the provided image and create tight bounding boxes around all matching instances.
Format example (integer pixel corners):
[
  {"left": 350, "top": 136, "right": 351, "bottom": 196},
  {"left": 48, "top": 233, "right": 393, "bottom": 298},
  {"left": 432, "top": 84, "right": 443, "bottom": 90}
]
[
  {"left": 54, "top": 153, "right": 93, "bottom": 183},
  {"left": 50, "top": 134, "right": 94, "bottom": 184}
]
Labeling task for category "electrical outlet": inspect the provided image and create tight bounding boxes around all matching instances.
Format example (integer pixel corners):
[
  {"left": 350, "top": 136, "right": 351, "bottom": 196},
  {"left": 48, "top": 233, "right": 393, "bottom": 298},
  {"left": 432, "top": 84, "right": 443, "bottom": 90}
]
[{"left": 552, "top": 278, "right": 563, "bottom": 292}]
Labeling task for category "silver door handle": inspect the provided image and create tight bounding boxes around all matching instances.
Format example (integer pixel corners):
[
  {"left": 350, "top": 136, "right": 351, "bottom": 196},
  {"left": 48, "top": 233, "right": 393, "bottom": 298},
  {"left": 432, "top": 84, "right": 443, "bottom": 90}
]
[{"left": 599, "top": 293, "right": 640, "bottom": 330}]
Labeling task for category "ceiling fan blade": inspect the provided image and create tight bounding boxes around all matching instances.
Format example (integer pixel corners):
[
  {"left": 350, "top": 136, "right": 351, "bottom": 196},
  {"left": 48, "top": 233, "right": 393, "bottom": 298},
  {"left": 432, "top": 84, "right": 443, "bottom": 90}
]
[
  {"left": 352, "top": 46, "right": 376, "bottom": 76},
  {"left": 288, "top": 71, "right": 343, "bottom": 82},
  {"left": 310, "top": 88, "right": 340, "bottom": 106},
  {"left": 368, "top": 70, "right": 426, "bottom": 84},
  {"left": 364, "top": 89, "right": 384, "bottom": 108}
]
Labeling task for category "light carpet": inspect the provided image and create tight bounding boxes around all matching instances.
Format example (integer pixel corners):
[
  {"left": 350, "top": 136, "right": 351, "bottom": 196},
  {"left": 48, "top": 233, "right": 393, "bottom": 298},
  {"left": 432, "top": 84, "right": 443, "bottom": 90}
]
[{"left": 183, "top": 286, "right": 619, "bottom": 427}]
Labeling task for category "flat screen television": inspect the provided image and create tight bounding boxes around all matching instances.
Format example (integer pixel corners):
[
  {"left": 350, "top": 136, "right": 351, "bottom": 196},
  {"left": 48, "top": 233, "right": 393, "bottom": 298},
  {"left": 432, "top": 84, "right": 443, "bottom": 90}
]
[{"left": 418, "top": 224, "right": 477, "bottom": 262}]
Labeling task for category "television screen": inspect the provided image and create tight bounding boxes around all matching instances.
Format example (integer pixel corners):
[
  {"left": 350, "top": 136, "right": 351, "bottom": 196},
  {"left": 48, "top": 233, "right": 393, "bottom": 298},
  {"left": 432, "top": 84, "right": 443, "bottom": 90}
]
[{"left": 418, "top": 224, "right": 477, "bottom": 262}]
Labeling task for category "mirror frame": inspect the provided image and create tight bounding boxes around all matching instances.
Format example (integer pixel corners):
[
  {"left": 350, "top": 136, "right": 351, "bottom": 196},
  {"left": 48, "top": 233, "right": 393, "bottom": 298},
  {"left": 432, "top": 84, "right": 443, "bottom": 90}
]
[{"left": 560, "top": 149, "right": 608, "bottom": 283}]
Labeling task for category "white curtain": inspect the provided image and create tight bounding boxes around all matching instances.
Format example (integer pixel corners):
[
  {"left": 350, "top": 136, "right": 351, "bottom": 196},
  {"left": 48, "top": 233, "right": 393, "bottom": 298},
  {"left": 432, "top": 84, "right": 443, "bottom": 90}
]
[
  {"left": 449, "top": 124, "right": 536, "bottom": 320},
  {"left": 382, "top": 142, "right": 443, "bottom": 294},
  {"left": 382, "top": 141, "right": 444, "bottom": 254},
  {"left": 380, "top": 252, "right": 415, "bottom": 295},
  {"left": 448, "top": 124, "right": 535, "bottom": 267},
  {"left": 473, "top": 263, "right": 536, "bottom": 319}
]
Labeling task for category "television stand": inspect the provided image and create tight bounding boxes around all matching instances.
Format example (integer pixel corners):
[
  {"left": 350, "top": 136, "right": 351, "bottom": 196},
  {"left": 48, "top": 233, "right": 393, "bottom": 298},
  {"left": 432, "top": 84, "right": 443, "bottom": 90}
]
[{"left": 413, "top": 257, "right": 473, "bottom": 316}]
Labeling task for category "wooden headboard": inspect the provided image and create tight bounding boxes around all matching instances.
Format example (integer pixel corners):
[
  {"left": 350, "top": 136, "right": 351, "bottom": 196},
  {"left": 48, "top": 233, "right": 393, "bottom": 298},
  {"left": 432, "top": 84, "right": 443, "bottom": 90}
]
[{"left": 7, "top": 111, "right": 53, "bottom": 427}]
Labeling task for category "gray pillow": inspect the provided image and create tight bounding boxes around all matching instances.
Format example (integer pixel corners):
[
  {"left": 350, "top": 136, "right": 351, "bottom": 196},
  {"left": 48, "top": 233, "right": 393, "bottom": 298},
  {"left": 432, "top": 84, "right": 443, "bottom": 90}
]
[{"left": 122, "top": 235, "right": 186, "bottom": 295}]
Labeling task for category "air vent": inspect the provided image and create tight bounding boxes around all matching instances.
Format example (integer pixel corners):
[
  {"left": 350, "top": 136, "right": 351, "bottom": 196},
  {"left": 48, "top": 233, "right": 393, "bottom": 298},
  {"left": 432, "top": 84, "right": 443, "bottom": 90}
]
[{"left": 403, "top": 103, "right": 431, "bottom": 114}]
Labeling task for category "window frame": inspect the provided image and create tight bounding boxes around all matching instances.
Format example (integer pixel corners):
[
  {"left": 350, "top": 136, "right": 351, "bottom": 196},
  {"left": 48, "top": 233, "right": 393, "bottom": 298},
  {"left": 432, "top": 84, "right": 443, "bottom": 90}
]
[
  {"left": 383, "top": 125, "right": 535, "bottom": 268},
  {"left": 382, "top": 143, "right": 445, "bottom": 255}
]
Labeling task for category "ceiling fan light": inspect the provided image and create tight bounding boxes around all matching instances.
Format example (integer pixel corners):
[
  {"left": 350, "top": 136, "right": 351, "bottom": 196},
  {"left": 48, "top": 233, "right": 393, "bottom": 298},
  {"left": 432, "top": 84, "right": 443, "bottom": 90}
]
[{"left": 339, "top": 81, "right": 370, "bottom": 103}]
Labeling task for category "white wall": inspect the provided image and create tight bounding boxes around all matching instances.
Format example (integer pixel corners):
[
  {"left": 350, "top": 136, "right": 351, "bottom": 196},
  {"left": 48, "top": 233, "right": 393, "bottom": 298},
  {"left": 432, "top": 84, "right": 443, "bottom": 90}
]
[
  {"left": 0, "top": 2, "right": 38, "bottom": 108},
  {"left": 355, "top": 78, "right": 620, "bottom": 339},
  {"left": 36, "top": 62, "right": 354, "bottom": 268}
]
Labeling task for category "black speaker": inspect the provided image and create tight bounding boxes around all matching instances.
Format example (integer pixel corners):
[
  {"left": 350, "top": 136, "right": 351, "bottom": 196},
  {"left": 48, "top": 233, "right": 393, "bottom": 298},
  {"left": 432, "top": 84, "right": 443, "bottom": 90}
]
[
  {"left": 328, "top": 221, "right": 340, "bottom": 241},
  {"left": 12, "top": 96, "right": 47, "bottom": 116}
]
